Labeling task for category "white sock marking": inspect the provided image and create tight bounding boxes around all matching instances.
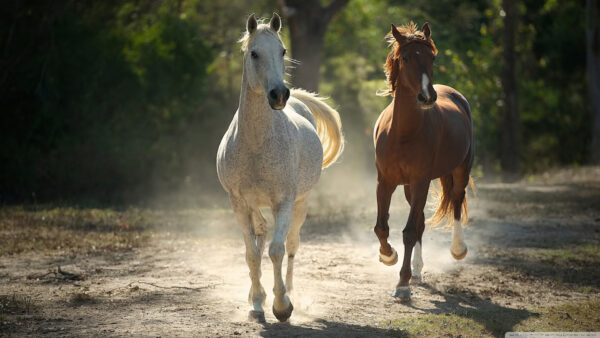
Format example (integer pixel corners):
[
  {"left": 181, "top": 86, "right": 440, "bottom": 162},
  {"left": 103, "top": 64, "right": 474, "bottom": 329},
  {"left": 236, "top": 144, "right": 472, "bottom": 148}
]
[
  {"left": 412, "top": 242, "right": 423, "bottom": 278},
  {"left": 451, "top": 221, "right": 466, "bottom": 255}
]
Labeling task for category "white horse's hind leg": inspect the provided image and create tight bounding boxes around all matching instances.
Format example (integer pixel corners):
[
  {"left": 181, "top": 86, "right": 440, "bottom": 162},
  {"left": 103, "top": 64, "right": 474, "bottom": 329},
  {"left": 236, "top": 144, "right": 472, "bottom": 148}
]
[
  {"left": 270, "top": 199, "right": 294, "bottom": 322},
  {"left": 285, "top": 197, "right": 308, "bottom": 293},
  {"left": 450, "top": 220, "right": 468, "bottom": 260},
  {"left": 230, "top": 196, "right": 266, "bottom": 322}
]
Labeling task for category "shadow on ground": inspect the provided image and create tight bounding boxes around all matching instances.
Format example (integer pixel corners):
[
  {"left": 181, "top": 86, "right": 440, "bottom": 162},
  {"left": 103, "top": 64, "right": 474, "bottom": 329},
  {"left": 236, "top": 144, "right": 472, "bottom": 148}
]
[
  {"left": 258, "top": 319, "right": 400, "bottom": 337},
  {"left": 411, "top": 283, "right": 537, "bottom": 336}
]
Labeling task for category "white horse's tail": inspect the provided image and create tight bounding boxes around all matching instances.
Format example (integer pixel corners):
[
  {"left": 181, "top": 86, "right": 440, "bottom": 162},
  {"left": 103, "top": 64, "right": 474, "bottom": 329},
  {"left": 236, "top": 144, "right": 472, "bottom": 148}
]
[{"left": 290, "top": 89, "right": 344, "bottom": 168}]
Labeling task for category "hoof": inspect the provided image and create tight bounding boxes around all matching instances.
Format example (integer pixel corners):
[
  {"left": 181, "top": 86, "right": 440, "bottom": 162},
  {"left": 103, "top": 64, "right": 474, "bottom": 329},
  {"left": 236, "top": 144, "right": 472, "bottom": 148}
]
[
  {"left": 273, "top": 303, "right": 294, "bottom": 322},
  {"left": 451, "top": 246, "right": 468, "bottom": 260},
  {"left": 379, "top": 247, "right": 398, "bottom": 266},
  {"left": 248, "top": 310, "right": 266, "bottom": 323},
  {"left": 393, "top": 286, "right": 411, "bottom": 302},
  {"left": 411, "top": 274, "right": 423, "bottom": 285}
]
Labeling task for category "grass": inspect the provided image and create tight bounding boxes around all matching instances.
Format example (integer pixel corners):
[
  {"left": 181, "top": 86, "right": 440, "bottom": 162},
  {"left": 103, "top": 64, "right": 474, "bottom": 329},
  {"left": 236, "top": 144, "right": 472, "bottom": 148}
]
[
  {"left": 0, "top": 294, "right": 37, "bottom": 331},
  {"left": 0, "top": 294, "right": 36, "bottom": 319},
  {"left": 0, "top": 206, "right": 233, "bottom": 256},
  {"left": 514, "top": 301, "right": 600, "bottom": 333},
  {"left": 0, "top": 207, "right": 151, "bottom": 255},
  {"left": 536, "top": 245, "right": 600, "bottom": 266},
  {"left": 502, "top": 245, "right": 600, "bottom": 289},
  {"left": 387, "top": 300, "right": 600, "bottom": 337}
]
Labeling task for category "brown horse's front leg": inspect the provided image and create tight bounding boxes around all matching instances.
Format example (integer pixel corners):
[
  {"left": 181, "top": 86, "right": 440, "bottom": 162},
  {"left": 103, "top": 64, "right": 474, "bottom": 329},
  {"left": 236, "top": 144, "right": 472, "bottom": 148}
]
[
  {"left": 395, "top": 180, "right": 430, "bottom": 301},
  {"left": 374, "top": 178, "right": 397, "bottom": 265}
]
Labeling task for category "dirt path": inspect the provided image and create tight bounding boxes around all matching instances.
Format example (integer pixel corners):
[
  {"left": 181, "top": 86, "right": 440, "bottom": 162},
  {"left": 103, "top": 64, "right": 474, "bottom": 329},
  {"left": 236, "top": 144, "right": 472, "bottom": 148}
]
[{"left": 1, "top": 168, "right": 600, "bottom": 336}]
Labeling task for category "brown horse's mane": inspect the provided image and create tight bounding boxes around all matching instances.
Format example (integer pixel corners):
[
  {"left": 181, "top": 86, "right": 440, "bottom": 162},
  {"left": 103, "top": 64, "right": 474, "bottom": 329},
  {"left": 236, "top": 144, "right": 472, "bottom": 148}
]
[{"left": 383, "top": 22, "right": 438, "bottom": 96}]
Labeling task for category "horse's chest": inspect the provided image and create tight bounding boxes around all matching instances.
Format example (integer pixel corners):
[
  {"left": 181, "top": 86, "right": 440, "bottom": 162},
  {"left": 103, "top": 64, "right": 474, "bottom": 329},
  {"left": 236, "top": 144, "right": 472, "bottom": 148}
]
[
  {"left": 221, "top": 136, "right": 296, "bottom": 191},
  {"left": 237, "top": 145, "right": 293, "bottom": 177},
  {"left": 376, "top": 139, "right": 432, "bottom": 184}
]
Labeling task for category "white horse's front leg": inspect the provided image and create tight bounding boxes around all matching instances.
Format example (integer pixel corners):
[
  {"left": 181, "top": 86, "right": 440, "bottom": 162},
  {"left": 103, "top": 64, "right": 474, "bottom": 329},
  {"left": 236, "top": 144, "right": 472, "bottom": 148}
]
[
  {"left": 285, "top": 197, "right": 308, "bottom": 294},
  {"left": 270, "top": 199, "right": 294, "bottom": 322},
  {"left": 230, "top": 196, "right": 266, "bottom": 322}
]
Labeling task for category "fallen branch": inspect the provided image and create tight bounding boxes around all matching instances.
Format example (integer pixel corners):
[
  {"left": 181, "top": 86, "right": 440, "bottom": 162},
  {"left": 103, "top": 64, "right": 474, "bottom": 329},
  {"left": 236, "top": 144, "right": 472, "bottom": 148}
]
[
  {"left": 134, "top": 281, "right": 216, "bottom": 292},
  {"left": 27, "top": 266, "right": 82, "bottom": 281},
  {"left": 105, "top": 280, "right": 220, "bottom": 295},
  {"left": 57, "top": 266, "right": 82, "bottom": 281}
]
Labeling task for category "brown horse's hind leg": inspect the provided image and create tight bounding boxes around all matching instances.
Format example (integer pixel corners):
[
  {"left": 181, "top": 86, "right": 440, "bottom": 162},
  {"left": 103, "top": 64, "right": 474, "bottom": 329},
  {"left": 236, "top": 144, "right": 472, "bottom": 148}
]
[
  {"left": 395, "top": 180, "right": 430, "bottom": 301},
  {"left": 374, "top": 177, "right": 398, "bottom": 265},
  {"left": 404, "top": 185, "right": 425, "bottom": 284},
  {"left": 450, "top": 165, "right": 470, "bottom": 260}
]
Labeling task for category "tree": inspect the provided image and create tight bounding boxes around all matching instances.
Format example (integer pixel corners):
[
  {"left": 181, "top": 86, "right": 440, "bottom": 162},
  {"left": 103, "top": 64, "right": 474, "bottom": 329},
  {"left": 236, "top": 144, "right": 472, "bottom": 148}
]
[
  {"left": 500, "top": 0, "right": 520, "bottom": 177},
  {"left": 276, "top": 0, "right": 349, "bottom": 91},
  {"left": 588, "top": 0, "right": 600, "bottom": 163}
]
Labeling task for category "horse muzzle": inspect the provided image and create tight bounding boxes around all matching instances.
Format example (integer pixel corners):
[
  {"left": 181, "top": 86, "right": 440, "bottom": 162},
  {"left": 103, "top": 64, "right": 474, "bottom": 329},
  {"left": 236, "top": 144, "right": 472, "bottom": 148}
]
[
  {"left": 417, "top": 89, "right": 437, "bottom": 107},
  {"left": 268, "top": 86, "right": 290, "bottom": 110}
]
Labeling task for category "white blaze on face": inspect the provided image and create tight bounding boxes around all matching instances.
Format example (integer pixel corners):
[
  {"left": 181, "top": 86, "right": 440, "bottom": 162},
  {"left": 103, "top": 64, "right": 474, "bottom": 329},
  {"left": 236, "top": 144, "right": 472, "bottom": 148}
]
[{"left": 421, "top": 73, "right": 430, "bottom": 98}]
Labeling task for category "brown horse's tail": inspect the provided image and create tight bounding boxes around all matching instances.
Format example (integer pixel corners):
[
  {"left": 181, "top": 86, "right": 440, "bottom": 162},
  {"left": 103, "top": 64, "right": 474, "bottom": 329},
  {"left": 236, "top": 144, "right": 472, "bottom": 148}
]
[{"left": 428, "top": 175, "right": 475, "bottom": 227}]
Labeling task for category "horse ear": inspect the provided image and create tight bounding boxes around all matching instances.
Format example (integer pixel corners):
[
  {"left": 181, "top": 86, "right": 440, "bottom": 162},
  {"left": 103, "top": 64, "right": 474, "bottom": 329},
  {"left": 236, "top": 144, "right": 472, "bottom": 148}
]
[
  {"left": 247, "top": 14, "right": 258, "bottom": 34},
  {"left": 391, "top": 24, "right": 407, "bottom": 46},
  {"left": 270, "top": 13, "right": 281, "bottom": 32},
  {"left": 422, "top": 22, "right": 431, "bottom": 39}
]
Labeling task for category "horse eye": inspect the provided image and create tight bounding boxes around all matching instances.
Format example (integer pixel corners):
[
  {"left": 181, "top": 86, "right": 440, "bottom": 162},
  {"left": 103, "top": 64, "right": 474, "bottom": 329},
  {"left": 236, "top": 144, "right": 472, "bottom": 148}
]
[
  {"left": 251, "top": 51, "right": 258, "bottom": 59},
  {"left": 402, "top": 56, "right": 408, "bottom": 63},
  {"left": 282, "top": 49, "right": 286, "bottom": 57}
]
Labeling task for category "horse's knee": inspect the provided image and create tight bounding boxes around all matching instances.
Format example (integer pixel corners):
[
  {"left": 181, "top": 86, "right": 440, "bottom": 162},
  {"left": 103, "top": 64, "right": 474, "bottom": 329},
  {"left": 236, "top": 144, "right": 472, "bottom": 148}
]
[
  {"left": 269, "top": 242, "right": 285, "bottom": 262},
  {"left": 286, "top": 234, "right": 300, "bottom": 255},
  {"left": 402, "top": 228, "right": 418, "bottom": 247},
  {"left": 374, "top": 222, "right": 389, "bottom": 239},
  {"left": 245, "top": 246, "right": 261, "bottom": 266}
]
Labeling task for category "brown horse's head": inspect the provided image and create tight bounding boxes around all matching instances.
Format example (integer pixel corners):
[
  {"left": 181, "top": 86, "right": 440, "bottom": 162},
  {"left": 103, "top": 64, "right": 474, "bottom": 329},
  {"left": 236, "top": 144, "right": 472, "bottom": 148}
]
[{"left": 385, "top": 22, "right": 438, "bottom": 107}]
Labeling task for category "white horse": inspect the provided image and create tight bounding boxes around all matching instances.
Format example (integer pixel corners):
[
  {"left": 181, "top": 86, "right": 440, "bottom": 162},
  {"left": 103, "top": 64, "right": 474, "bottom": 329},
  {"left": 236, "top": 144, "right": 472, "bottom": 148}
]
[{"left": 216, "top": 13, "right": 344, "bottom": 322}]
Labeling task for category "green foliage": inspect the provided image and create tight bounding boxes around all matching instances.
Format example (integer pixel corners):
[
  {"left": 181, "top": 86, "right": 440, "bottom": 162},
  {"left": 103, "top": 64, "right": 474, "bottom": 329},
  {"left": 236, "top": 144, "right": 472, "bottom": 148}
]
[
  {"left": 0, "top": 0, "right": 593, "bottom": 204},
  {"left": 321, "top": 0, "right": 589, "bottom": 175},
  {"left": 1, "top": 1, "right": 215, "bottom": 203}
]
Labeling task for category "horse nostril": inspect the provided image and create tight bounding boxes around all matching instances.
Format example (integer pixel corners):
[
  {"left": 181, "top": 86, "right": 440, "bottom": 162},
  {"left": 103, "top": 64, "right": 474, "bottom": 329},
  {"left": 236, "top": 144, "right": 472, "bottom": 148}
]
[
  {"left": 431, "top": 91, "right": 437, "bottom": 102},
  {"left": 269, "top": 89, "right": 278, "bottom": 100},
  {"left": 417, "top": 93, "right": 426, "bottom": 102},
  {"left": 284, "top": 88, "right": 290, "bottom": 100}
]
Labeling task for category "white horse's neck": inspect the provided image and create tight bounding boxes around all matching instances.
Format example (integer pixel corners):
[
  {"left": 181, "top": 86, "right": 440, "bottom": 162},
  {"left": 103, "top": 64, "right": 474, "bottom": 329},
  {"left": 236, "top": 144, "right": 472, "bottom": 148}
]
[{"left": 237, "top": 69, "right": 274, "bottom": 150}]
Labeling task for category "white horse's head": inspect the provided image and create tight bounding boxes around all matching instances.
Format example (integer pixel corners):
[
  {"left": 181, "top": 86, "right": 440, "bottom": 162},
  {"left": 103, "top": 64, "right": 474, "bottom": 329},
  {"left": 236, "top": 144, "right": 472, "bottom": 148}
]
[{"left": 241, "top": 13, "right": 290, "bottom": 110}]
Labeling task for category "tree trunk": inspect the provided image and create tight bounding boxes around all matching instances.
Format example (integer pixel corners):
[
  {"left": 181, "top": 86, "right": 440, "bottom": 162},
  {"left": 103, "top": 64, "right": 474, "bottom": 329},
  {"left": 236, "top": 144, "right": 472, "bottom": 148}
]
[
  {"left": 500, "top": 0, "right": 520, "bottom": 178},
  {"left": 277, "top": 0, "right": 349, "bottom": 92},
  {"left": 588, "top": 0, "right": 600, "bottom": 163}
]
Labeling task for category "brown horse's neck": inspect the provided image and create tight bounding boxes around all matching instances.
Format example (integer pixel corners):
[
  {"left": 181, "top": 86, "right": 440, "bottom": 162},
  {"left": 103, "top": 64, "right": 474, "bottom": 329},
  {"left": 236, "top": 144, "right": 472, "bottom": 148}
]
[{"left": 391, "top": 83, "right": 424, "bottom": 138}]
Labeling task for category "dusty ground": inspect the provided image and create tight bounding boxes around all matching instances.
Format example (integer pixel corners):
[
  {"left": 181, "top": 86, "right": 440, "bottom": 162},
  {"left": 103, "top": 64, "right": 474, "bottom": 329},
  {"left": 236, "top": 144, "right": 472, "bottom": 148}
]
[{"left": 1, "top": 167, "right": 600, "bottom": 337}]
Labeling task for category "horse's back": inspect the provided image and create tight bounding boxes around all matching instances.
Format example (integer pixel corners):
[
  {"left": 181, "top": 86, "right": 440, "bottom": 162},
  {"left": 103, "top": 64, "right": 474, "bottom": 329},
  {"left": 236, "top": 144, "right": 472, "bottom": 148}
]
[
  {"left": 431, "top": 85, "right": 473, "bottom": 176},
  {"left": 434, "top": 85, "right": 472, "bottom": 122}
]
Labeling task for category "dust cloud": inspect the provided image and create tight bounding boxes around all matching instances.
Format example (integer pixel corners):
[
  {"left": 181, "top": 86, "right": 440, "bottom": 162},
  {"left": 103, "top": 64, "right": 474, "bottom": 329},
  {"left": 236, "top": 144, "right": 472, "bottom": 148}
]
[{"left": 166, "top": 144, "right": 484, "bottom": 325}]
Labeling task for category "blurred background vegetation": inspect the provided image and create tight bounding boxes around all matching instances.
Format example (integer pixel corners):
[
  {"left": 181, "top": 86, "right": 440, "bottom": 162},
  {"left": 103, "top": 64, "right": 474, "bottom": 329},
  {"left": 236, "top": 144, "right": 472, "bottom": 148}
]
[{"left": 1, "top": 0, "right": 597, "bottom": 205}]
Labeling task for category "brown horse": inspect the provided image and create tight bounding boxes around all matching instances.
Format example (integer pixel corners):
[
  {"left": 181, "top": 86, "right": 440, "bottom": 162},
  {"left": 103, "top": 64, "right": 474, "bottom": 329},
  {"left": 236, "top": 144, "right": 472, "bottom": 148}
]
[{"left": 373, "top": 22, "right": 474, "bottom": 301}]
